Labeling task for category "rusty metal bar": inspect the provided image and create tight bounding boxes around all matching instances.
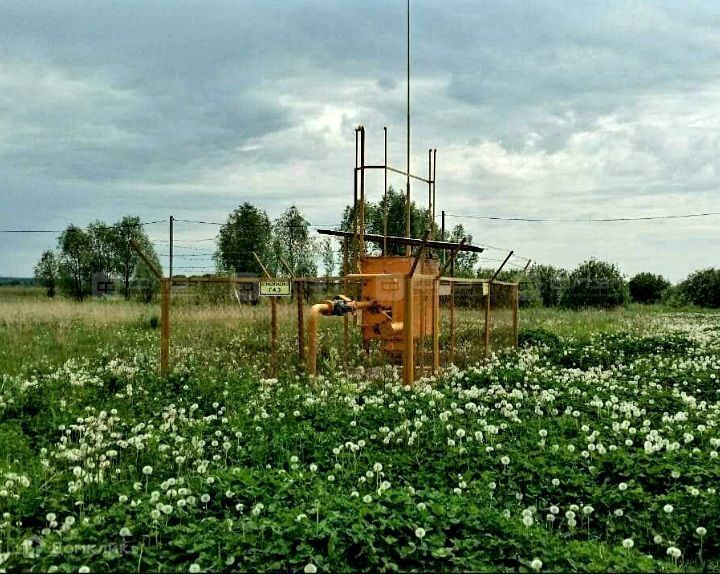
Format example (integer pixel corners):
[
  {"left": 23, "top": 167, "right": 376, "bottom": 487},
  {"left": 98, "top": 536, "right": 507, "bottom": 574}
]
[
  {"left": 129, "top": 239, "right": 162, "bottom": 280},
  {"left": 359, "top": 126, "right": 366, "bottom": 256},
  {"left": 297, "top": 280, "right": 305, "bottom": 364},
  {"left": 408, "top": 230, "right": 431, "bottom": 278},
  {"left": 403, "top": 275, "right": 414, "bottom": 385},
  {"left": 317, "top": 229, "right": 482, "bottom": 253},
  {"left": 356, "top": 165, "right": 432, "bottom": 184},
  {"left": 513, "top": 283, "right": 519, "bottom": 348},
  {"left": 432, "top": 149, "right": 437, "bottom": 241},
  {"left": 432, "top": 276, "right": 439, "bottom": 373},
  {"left": 450, "top": 255, "right": 455, "bottom": 364},
  {"left": 441, "top": 237, "right": 467, "bottom": 276},
  {"left": 491, "top": 251, "right": 514, "bottom": 283}
]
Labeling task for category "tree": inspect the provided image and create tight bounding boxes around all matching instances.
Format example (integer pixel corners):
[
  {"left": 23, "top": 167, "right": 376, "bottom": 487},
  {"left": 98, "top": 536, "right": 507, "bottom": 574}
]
[
  {"left": 320, "top": 238, "right": 336, "bottom": 278},
  {"left": 215, "top": 203, "right": 272, "bottom": 275},
  {"left": 133, "top": 247, "right": 163, "bottom": 302},
  {"left": 527, "top": 264, "right": 568, "bottom": 307},
  {"left": 58, "top": 225, "right": 92, "bottom": 300},
  {"left": 87, "top": 221, "right": 118, "bottom": 278},
  {"left": 340, "top": 186, "right": 432, "bottom": 258},
  {"left": 270, "top": 206, "right": 317, "bottom": 277},
  {"left": 628, "top": 272, "right": 670, "bottom": 304},
  {"left": 34, "top": 250, "right": 59, "bottom": 298},
  {"left": 445, "top": 224, "right": 478, "bottom": 277},
  {"left": 560, "top": 259, "right": 628, "bottom": 309},
  {"left": 112, "top": 216, "right": 154, "bottom": 299},
  {"left": 679, "top": 268, "right": 720, "bottom": 308}
]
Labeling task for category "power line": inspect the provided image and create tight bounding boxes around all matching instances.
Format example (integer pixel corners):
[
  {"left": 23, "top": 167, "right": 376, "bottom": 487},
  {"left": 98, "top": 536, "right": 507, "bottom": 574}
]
[
  {"left": 443, "top": 210, "right": 720, "bottom": 223},
  {"left": 0, "top": 220, "right": 166, "bottom": 233}
]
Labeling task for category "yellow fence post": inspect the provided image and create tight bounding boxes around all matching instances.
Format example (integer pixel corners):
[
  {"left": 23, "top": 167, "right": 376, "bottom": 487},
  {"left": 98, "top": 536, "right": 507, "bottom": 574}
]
[
  {"left": 403, "top": 274, "right": 414, "bottom": 386},
  {"left": 513, "top": 283, "right": 519, "bottom": 348},
  {"left": 160, "top": 278, "right": 170, "bottom": 377}
]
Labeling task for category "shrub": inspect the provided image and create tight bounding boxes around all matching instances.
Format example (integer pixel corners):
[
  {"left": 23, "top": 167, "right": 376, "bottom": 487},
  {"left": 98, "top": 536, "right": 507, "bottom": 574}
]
[
  {"left": 560, "top": 259, "right": 628, "bottom": 309},
  {"left": 527, "top": 264, "right": 567, "bottom": 307},
  {"left": 628, "top": 272, "right": 670, "bottom": 304},
  {"left": 679, "top": 268, "right": 720, "bottom": 308}
]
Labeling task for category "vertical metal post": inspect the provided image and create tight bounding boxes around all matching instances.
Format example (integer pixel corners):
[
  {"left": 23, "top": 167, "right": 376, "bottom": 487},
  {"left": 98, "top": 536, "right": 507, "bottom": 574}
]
[
  {"left": 428, "top": 149, "right": 432, "bottom": 244},
  {"left": 441, "top": 210, "right": 446, "bottom": 266},
  {"left": 513, "top": 283, "right": 519, "bottom": 348},
  {"left": 450, "top": 257, "right": 455, "bottom": 364},
  {"left": 359, "top": 126, "right": 366, "bottom": 256},
  {"left": 432, "top": 149, "right": 437, "bottom": 240},
  {"left": 484, "top": 281, "right": 491, "bottom": 357},
  {"left": 169, "top": 215, "right": 174, "bottom": 282},
  {"left": 271, "top": 296, "right": 278, "bottom": 374},
  {"left": 405, "top": 0, "right": 411, "bottom": 254},
  {"left": 432, "top": 276, "right": 439, "bottom": 373},
  {"left": 297, "top": 280, "right": 305, "bottom": 364},
  {"left": 160, "top": 278, "right": 170, "bottom": 377},
  {"left": 403, "top": 274, "right": 414, "bottom": 385},
  {"left": 383, "top": 126, "right": 388, "bottom": 255},
  {"left": 342, "top": 238, "right": 349, "bottom": 368}
]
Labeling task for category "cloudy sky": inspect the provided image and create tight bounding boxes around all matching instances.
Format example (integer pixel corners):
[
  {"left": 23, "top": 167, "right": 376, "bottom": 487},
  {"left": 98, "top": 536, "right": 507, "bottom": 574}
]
[{"left": 1, "top": 0, "right": 718, "bottom": 281}]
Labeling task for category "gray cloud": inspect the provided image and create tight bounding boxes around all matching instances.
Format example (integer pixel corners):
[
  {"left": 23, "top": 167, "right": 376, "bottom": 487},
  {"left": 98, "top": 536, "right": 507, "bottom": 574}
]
[{"left": 1, "top": 0, "right": 719, "bottom": 281}]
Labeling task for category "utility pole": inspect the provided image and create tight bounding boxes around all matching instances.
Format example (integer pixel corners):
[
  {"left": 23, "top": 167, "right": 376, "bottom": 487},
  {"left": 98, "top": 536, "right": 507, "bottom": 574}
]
[
  {"left": 169, "top": 215, "right": 174, "bottom": 281},
  {"left": 441, "top": 210, "right": 446, "bottom": 266}
]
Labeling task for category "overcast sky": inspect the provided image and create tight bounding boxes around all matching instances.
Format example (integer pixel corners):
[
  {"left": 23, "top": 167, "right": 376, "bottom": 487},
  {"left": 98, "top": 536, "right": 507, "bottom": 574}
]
[{"left": 1, "top": 0, "right": 719, "bottom": 281}]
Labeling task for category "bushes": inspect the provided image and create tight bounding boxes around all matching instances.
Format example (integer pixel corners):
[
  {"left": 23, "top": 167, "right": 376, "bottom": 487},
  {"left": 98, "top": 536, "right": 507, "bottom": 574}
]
[
  {"left": 560, "top": 260, "right": 628, "bottom": 309},
  {"left": 527, "top": 265, "right": 567, "bottom": 307},
  {"left": 628, "top": 272, "right": 670, "bottom": 304},
  {"left": 679, "top": 268, "right": 720, "bottom": 308}
]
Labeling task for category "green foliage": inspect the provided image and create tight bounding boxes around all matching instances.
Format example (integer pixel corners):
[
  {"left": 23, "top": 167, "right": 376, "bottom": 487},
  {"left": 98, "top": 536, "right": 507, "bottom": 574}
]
[
  {"left": 679, "top": 268, "right": 720, "bottom": 308},
  {"left": 560, "top": 259, "right": 628, "bottom": 309},
  {"left": 443, "top": 224, "right": 478, "bottom": 277},
  {"left": 270, "top": 205, "right": 317, "bottom": 277},
  {"left": 33, "top": 250, "right": 59, "bottom": 298},
  {"left": 320, "top": 238, "right": 336, "bottom": 278},
  {"left": 629, "top": 272, "right": 670, "bottom": 304},
  {"left": 58, "top": 225, "right": 92, "bottom": 300},
  {"left": 528, "top": 264, "right": 568, "bottom": 307},
  {"left": 215, "top": 203, "right": 273, "bottom": 275}
]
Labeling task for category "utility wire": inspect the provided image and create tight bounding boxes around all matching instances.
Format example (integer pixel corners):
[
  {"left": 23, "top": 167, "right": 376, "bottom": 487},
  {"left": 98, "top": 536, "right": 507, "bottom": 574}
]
[
  {"left": 0, "top": 220, "right": 166, "bottom": 233},
  {"left": 443, "top": 210, "right": 720, "bottom": 223}
]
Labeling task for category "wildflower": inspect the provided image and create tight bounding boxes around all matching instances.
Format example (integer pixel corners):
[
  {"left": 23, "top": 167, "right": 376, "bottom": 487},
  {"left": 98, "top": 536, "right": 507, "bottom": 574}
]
[
  {"left": 363, "top": 495, "right": 372, "bottom": 503},
  {"left": 663, "top": 504, "right": 674, "bottom": 514},
  {"left": 45, "top": 513, "right": 56, "bottom": 523},
  {"left": 200, "top": 494, "right": 211, "bottom": 504},
  {"left": 119, "top": 527, "right": 132, "bottom": 537},
  {"left": 522, "top": 515, "right": 534, "bottom": 527},
  {"left": 79, "top": 567, "right": 90, "bottom": 573},
  {"left": 373, "top": 463, "right": 383, "bottom": 472},
  {"left": 653, "top": 535, "right": 663, "bottom": 544},
  {"left": 142, "top": 466, "right": 153, "bottom": 476},
  {"left": 500, "top": 456, "right": 510, "bottom": 466},
  {"left": 697, "top": 526, "right": 707, "bottom": 536},
  {"left": 415, "top": 527, "right": 426, "bottom": 539},
  {"left": 304, "top": 564, "right": 317, "bottom": 574},
  {"left": 618, "top": 482, "right": 628, "bottom": 491},
  {"left": 189, "top": 564, "right": 201, "bottom": 573},
  {"left": 666, "top": 546, "right": 681, "bottom": 559},
  {"left": 531, "top": 558, "right": 543, "bottom": 571},
  {"left": 622, "top": 538, "right": 634, "bottom": 549}
]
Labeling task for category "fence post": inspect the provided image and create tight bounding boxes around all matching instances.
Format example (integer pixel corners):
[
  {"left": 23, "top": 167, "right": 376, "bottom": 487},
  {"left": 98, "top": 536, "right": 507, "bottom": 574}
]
[
  {"left": 271, "top": 297, "right": 278, "bottom": 374},
  {"left": 403, "top": 274, "right": 414, "bottom": 386},
  {"left": 432, "top": 276, "right": 439, "bottom": 374},
  {"left": 513, "top": 283, "right": 519, "bottom": 348},
  {"left": 484, "top": 281, "right": 491, "bottom": 357},
  {"left": 297, "top": 280, "right": 305, "bottom": 364},
  {"left": 161, "top": 278, "right": 170, "bottom": 377}
]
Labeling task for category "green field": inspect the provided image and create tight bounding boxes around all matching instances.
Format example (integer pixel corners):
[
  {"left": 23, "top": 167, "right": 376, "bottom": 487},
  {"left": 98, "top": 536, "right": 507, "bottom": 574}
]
[{"left": 1, "top": 287, "right": 719, "bottom": 572}]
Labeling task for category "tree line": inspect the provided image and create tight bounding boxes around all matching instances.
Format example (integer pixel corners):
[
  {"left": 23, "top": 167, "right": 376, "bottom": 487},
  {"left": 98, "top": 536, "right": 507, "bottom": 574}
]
[{"left": 33, "top": 217, "right": 161, "bottom": 300}]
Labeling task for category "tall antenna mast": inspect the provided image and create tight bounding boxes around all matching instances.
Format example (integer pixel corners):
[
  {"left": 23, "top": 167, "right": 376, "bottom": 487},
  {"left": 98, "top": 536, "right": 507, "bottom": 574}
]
[{"left": 405, "top": 0, "right": 411, "bottom": 253}]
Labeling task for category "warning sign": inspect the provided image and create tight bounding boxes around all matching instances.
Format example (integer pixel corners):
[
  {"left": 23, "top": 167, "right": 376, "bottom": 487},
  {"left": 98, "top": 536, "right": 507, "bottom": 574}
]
[{"left": 259, "top": 279, "right": 292, "bottom": 297}]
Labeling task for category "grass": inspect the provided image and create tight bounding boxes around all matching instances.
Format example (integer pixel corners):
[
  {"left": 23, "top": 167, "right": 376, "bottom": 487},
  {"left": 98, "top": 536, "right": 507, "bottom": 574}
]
[{"left": 1, "top": 286, "right": 719, "bottom": 572}]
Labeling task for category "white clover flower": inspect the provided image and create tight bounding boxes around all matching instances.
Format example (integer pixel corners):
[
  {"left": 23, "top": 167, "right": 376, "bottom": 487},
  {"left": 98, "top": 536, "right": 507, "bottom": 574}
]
[
  {"left": 618, "top": 482, "right": 628, "bottom": 491},
  {"left": 500, "top": 456, "right": 510, "bottom": 466},
  {"left": 531, "top": 558, "right": 543, "bottom": 571},
  {"left": 663, "top": 504, "right": 674, "bottom": 514},
  {"left": 653, "top": 535, "right": 663, "bottom": 544},
  {"left": 415, "top": 527, "right": 426, "bottom": 539},
  {"left": 200, "top": 494, "right": 211, "bottom": 504},
  {"left": 582, "top": 505, "right": 594, "bottom": 515},
  {"left": 142, "top": 466, "right": 153, "bottom": 476},
  {"left": 363, "top": 495, "right": 372, "bottom": 503},
  {"left": 417, "top": 502, "right": 427, "bottom": 511},
  {"left": 614, "top": 509, "right": 624, "bottom": 517},
  {"left": 373, "top": 463, "right": 383, "bottom": 472},
  {"left": 456, "top": 429, "right": 465, "bottom": 438},
  {"left": 119, "top": 527, "right": 132, "bottom": 537},
  {"left": 79, "top": 567, "right": 90, "bottom": 573},
  {"left": 309, "top": 464, "right": 318, "bottom": 472},
  {"left": 697, "top": 526, "right": 707, "bottom": 536},
  {"left": 522, "top": 515, "right": 534, "bottom": 527},
  {"left": 46, "top": 513, "right": 56, "bottom": 523},
  {"left": 666, "top": 546, "right": 681, "bottom": 559},
  {"left": 622, "top": 538, "right": 634, "bottom": 549},
  {"left": 304, "top": 564, "right": 317, "bottom": 574},
  {"left": 189, "top": 564, "right": 201, "bottom": 573},
  {"left": 551, "top": 478, "right": 560, "bottom": 486}
]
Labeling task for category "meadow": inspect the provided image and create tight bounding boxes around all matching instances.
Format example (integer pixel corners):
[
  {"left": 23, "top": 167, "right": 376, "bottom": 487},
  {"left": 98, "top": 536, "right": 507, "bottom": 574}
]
[{"left": 0, "top": 287, "right": 719, "bottom": 572}]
